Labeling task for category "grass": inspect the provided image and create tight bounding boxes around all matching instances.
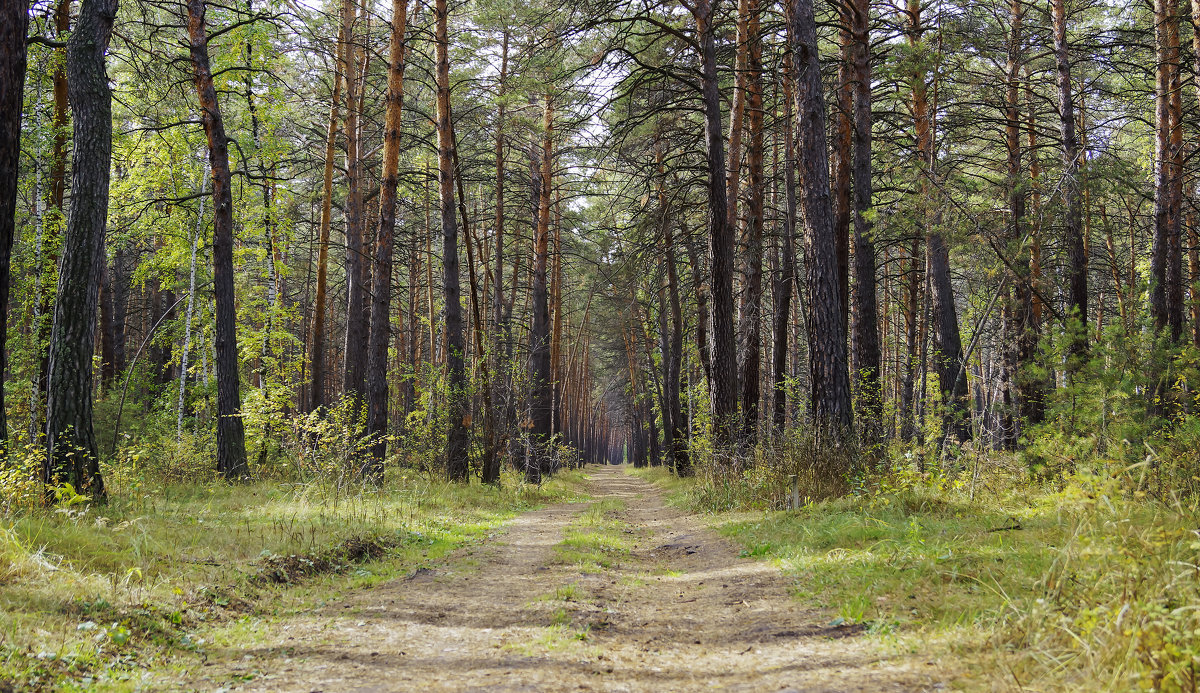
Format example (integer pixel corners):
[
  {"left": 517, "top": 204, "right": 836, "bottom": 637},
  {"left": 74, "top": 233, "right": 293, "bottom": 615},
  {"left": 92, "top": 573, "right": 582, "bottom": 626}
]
[
  {"left": 0, "top": 466, "right": 589, "bottom": 691},
  {"left": 554, "top": 498, "right": 634, "bottom": 572},
  {"left": 635, "top": 459, "right": 1200, "bottom": 691}
]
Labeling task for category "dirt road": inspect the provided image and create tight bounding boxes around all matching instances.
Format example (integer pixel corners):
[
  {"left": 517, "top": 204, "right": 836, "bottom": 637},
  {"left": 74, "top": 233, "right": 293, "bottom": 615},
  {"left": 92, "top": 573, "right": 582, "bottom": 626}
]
[{"left": 190, "top": 466, "right": 947, "bottom": 692}]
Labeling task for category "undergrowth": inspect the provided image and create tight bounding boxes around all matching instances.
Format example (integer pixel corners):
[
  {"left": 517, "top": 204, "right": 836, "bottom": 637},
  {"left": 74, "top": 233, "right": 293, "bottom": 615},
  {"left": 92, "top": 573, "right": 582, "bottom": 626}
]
[
  {"left": 0, "top": 459, "right": 588, "bottom": 691},
  {"left": 634, "top": 452, "right": 1200, "bottom": 691}
]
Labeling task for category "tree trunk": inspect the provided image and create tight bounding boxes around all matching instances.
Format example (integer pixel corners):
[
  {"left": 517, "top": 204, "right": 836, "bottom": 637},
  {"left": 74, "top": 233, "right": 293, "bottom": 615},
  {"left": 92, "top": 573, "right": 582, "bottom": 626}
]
[
  {"left": 790, "top": 0, "right": 853, "bottom": 437},
  {"left": 737, "top": 0, "right": 764, "bottom": 443},
  {"left": 0, "top": 0, "right": 30, "bottom": 448},
  {"left": 772, "top": 63, "right": 797, "bottom": 434},
  {"left": 849, "top": 0, "right": 881, "bottom": 442},
  {"left": 342, "top": 0, "right": 368, "bottom": 404},
  {"left": 43, "top": 0, "right": 115, "bottom": 497},
  {"left": 365, "top": 0, "right": 408, "bottom": 477},
  {"left": 187, "top": 0, "right": 248, "bottom": 479},
  {"left": 529, "top": 89, "right": 555, "bottom": 483},
  {"left": 693, "top": 0, "right": 738, "bottom": 447},
  {"left": 1052, "top": 0, "right": 1087, "bottom": 361},
  {"left": 308, "top": 14, "right": 347, "bottom": 413},
  {"left": 435, "top": 0, "right": 469, "bottom": 482},
  {"left": 485, "top": 30, "right": 510, "bottom": 485}
]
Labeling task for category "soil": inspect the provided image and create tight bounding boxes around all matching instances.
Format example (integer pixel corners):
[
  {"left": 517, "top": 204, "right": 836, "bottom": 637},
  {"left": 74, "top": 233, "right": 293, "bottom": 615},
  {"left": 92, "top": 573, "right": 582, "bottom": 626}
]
[{"left": 185, "top": 466, "right": 950, "bottom": 692}]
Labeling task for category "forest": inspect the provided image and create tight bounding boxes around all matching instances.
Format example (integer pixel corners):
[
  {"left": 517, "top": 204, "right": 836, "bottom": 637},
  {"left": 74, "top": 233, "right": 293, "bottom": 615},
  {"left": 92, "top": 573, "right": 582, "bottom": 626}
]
[{"left": 2, "top": 0, "right": 1200, "bottom": 686}]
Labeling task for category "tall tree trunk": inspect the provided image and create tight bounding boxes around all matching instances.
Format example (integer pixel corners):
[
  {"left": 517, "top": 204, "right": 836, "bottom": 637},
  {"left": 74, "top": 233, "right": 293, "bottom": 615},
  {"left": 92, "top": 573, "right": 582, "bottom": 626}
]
[
  {"left": 831, "top": 18, "right": 852, "bottom": 335},
  {"left": 849, "top": 0, "right": 881, "bottom": 441},
  {"left": 529, "top": 89, "right": 555, "bottom": 483},
  {"left": 309, "top": 14, "right": 346, "bottom": 413},
  {"left": 43, "top": 0, "right": 115, "bottom": 497},
  {"left": 187, "top": 0, "right": 248, "bottom": 479},
  {"left": 0, "top": 0, "right": 30, "bottom": 449},
  {"left": 1004, "top": 0, "right": 1040, "bottom": 443},
  {"left": 485, "top": 30, "right": 510, "bottom": 485},
  {"left": 435, "top": 0, "right": 469, "bottom": 482},
  {"left": 365, "top": 0, "right": 408, "bottom": 477},
  {"left": 342, "top": 0, "right": 368, "bottom": 404},
  {"left": 772, "top": 63, "right": 797, "bottom": 434},
  {"left": 693, "top": 0, "right": 738, "bottom": 447},
  {"left": 790, "top": 0, "right": 853, "bottom": 437},
  {"left": 1052, "top": 0, "right": 1087, "bottom": 360},
  {"left": 737, "top": 0, "right": 764, "bottom": 443}
]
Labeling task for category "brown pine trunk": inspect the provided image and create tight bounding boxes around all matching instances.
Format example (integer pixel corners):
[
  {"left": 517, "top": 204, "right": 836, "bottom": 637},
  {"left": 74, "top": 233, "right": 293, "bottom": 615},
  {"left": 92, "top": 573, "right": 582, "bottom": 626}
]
[
  {"left": 692, "top": 0, "right": 738, "bottom": 446},
  {"left": 790, "top": 0, "right": 853, "bottom": 437},
  {"left": 832, "top": 18, "right": 852, "bottom": 335},
  {"left": 529, "top": 89, "right": 555, "bottom": 483},
  {"left": 365, "top": 0, "right": 408, "bottom": 477},
  {"left": 0, "top": 0, "right": 30, "bottom": 447},
  {"left": 435, "top": 0, "right": 469, "bottom": 482},
  {"left": 187, "top": 0, "right": 248, "bottom": 479},
  {"left": 43, "top": 0, "right": 115, "bottom": 497},
  {"left": 309, "top": 13, "right": 347, "bottom": 413}
]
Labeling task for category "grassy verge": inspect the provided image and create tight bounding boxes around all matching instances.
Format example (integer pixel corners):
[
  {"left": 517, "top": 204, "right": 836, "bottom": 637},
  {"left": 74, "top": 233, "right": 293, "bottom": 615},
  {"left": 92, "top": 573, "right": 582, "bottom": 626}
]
[
  {"left": 630, "top": 462, "right": 1200, "bottom": 691},
  {"left": 0, "top": 468, "right": 588, "bottom": 691}
]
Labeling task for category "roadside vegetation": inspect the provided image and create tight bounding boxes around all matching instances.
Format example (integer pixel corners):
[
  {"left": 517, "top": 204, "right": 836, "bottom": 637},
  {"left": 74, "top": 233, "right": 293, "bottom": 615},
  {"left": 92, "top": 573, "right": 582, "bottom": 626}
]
[
  {"left": 0, "top": 441, "right": 588, "bottom": 691},
  {"left": 634, "top": 429, "right": 1200, "bottom": 691}
]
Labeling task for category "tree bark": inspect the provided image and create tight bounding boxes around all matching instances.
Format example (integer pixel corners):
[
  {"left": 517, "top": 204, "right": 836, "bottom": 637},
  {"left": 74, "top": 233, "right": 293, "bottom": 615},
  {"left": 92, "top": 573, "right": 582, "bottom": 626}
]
[
  {"left": 692, "top": 0, "right": 738, "bottom": 447},
  {"left": 187, "top": 0, "right": 248, "bottom": 479},
  {"left": 529, "top": 89, "right": 555, "bottom": 483},
  {"left": 43, "top": 0, "right": 115, "bottom": 497},
  {"left": 1052, "top": 0, "right": 1087, "bottom": 360},
  {"left": 341, "top": 0, "right": 368, "bottom": 404},
  {"left": 308, "top": 13, "right": 347, "bottom": 413},
  {"left": 365, "top": 0, "right": 408, "bottom": 477},
  {"left": 0, "top": 0, "right": 30, "bottom": 448},
  {"left": 435, "top": 0, "right": 469, "bottom": 482},
  {"left": 849, "top": 0, "right": 881, "bottom": 442},
  {"left": 790, "top": 0, "right": 853, "bottom": 437},
  {"left": 771, "top": 62, "right": 797, "bottom": 434},
  {"left": 737, "top": 0, "right": 764, "bottom": 443}
]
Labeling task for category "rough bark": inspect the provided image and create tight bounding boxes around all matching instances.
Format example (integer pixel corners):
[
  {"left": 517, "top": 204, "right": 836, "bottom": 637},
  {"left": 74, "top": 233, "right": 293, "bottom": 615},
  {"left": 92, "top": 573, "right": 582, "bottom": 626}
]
[
  {"left": 0, "top": 0, "right": 30, "bottom": 448},
  {"left": 771, "top": 63, "right": 797, "bottom": 434},
  {"left": 849, "top": 0, "right": 881, "bottom": 440},
  {"left": 187, "top": 0, "right": 248, "bottom": 479},
  {"left": 43, "top": 0, "right": 115, "bottom": 497},
  {"left": 341, "top": 0, "right": 368, "bottom": 404},
  {"left": 737, "top": 0, "right": 764, "bottom": 443},
  {"left": 435, "top": 0, "right": 469, "bottom": 482},
  {"left": 529, "top": 90, "right": 555, "bottom": 484},
  {"left": 365, "top": 0, "right": 408, "bottom": 477},
  {"left": 1052, "top": 0, "right": 1087, "bottom": 359},
  {"left": 693, "top": 0, "right": 738, "bottom": 447},
  {"left": 790, "top": 0, "right": 853, "bottom": 437}
]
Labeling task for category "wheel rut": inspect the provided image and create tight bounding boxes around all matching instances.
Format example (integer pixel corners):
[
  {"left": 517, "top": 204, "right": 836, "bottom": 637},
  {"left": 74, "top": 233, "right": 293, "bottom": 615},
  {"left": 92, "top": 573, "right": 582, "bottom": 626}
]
[{"left": 189, "top": 466, "right": 947, "bottom": 692}]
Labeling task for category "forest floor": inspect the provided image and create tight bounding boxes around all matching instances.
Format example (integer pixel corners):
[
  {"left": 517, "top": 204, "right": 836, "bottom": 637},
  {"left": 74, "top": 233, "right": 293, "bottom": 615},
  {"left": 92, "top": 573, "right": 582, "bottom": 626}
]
[{"left": 179, "top": 466, "right": 949, "bottom": 692}]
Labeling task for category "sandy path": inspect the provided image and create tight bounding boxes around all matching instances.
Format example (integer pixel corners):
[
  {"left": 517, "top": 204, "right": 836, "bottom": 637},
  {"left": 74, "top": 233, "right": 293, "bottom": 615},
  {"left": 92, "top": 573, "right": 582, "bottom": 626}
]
[{"left": 192, "top": 466, "right": 947, "bottom": 692}]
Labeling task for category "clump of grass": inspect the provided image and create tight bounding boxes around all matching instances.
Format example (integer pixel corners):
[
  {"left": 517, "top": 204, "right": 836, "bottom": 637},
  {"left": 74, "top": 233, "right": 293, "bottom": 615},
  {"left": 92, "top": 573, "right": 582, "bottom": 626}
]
[{"left": 554, "top": 499, "right": 632, "bottom": 571}]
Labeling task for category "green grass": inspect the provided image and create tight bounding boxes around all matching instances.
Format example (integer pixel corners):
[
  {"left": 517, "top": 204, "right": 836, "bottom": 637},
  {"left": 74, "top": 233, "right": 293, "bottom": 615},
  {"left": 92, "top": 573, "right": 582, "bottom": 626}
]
[
  {"left": 636, "top": 460, "right": 1200, "bottom": 691},
  {"left": 554, "top": 498, "right": 633, "bottom": 572},
  {"left": 0, "top": 467, "right": 589, "bottom": 691}
]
